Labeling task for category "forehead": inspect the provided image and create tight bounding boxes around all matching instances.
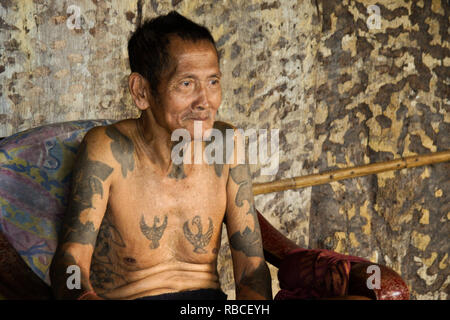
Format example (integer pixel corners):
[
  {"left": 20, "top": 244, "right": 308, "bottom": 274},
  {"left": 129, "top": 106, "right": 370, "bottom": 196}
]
[{"left": 165, "top": 36, "right": 220, "bottom": 76}]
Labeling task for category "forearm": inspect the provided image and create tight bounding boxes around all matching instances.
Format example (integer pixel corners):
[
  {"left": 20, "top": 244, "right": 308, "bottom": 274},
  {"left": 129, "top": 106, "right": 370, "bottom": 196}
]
[
  {"left": 50, "top": 249, "right": 100, "bottom": 300},
  {"left": 236, "top": 260, "right": 272, "bottom": 300}
]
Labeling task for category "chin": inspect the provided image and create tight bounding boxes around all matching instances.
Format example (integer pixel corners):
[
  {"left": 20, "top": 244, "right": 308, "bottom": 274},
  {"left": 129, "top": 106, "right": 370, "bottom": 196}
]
[{"left": 184, "top": 119, "right": 215, "bottom": 140}]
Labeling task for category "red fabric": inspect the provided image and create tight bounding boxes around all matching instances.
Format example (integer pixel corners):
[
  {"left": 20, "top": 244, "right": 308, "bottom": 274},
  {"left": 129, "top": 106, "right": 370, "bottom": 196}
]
[{"left": 275, "top": 248, "right": 369, "bottom": 300}]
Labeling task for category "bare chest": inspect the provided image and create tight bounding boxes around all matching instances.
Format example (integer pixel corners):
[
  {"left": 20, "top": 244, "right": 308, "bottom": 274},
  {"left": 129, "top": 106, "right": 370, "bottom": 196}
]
[
  {"left": 110, "top": 162, "right": 226, "bottom": 215},
  {"left": 99, "top": 163, "right": 228, "bottom": 266}
]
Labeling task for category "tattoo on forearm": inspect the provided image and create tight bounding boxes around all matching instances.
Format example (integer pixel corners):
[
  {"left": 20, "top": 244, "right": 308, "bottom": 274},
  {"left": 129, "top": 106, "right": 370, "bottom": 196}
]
[
  {"left": 106, "top": 126, "right": 135, "bottom": 178},
  {"left": 229, "top": 227, "right": 263, "bottom": 257},
  {"left": 140, "top": 214, "right": 168, "bottom": 249},
  {"left": 61, "top": 141, "right": 113, "bottom": 247},
  {"left": 183, "top": 216, "right": 213, "bottom": 254},
  {"left": 51, "top": 250, "right": 86, "bottom": 299},
  {"left": 90, "top": 215, "right": 126, "bottom": 290},
  {"left": 237, "top": 261, "right": 272, "bottom": 299}
]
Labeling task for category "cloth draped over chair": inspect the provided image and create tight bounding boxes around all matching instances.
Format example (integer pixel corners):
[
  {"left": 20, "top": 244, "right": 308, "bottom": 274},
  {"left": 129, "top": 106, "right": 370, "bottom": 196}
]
[
  {"left": 0, "top": 120, "right": 116, "bottom": 286},
  {"left": 275, "top": 248, "right": 369, "bottom": 300}
]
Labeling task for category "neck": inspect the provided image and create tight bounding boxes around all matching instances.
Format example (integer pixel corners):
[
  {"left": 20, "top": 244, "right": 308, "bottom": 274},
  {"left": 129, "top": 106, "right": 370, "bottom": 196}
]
[{"left": 136, "top": 110, "right": 174, "bottom": 170}]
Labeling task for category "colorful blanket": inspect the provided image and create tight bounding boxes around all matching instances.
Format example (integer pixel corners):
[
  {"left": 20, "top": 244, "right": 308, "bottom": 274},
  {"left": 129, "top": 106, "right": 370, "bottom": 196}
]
[{"left": 0, "top": 120, "right": 116, "bottom": 285}]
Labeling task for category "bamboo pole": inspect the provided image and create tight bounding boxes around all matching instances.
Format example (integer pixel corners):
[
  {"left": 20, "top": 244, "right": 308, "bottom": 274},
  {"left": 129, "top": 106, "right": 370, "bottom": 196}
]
[{"left": 252, "top": 150, "right": 450, "bottom": 195}]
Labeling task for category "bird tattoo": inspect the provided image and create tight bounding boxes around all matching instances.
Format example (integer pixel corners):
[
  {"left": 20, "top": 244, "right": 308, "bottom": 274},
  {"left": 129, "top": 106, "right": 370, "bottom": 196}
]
[
  {"left": 140, "top": 214, "right": 168, "bottom": 249},
  {"left": 183, "top": 216, "right": 214, "bottom": 254}
]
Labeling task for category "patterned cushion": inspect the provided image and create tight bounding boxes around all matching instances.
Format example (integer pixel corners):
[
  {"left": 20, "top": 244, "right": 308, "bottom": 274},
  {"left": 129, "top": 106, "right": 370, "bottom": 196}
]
[{"left": 0, "top": 120, "right": 116, "bottom": 285}]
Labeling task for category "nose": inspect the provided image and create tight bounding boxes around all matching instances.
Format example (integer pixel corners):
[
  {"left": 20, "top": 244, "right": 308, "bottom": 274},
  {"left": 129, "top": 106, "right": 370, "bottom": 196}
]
[{"left": 193, "top": 83, "right": 210, "bottom": 111}]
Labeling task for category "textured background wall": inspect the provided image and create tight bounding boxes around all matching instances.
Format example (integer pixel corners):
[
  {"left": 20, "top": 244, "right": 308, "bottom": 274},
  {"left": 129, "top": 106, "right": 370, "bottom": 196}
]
[
  {"left": 309, "top": 0, "right": 449, "bottom": 300},
  {"left": 0, "top": 0, "right": 448, "bottom": 299}
]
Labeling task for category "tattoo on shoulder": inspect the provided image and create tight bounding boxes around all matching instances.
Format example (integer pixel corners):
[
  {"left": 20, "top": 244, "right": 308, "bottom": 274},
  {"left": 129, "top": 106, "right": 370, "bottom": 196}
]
[
  {"left": 206, "top": 121, "right": 233, "bottom": 178},
  {"left": 106, "top": 126, "right": 135, "bottom": 178},
  {"left": 140, "top": 214, "right": 168, "bottom": 249},
  {"left": 183, "top": 216, "right": 214, "bottom": 254},
  {"left": 62, "top": 141, "right": 113, "bottom": 247}
]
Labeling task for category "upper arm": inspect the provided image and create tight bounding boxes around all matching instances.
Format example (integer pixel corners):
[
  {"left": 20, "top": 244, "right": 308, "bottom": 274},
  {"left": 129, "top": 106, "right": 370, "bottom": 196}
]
[
  {"left": 224, "top": 129, "right": 265, "bottom": 270},
  {"left": 58, "top": 126, "right": 115, "bottom": 260}
]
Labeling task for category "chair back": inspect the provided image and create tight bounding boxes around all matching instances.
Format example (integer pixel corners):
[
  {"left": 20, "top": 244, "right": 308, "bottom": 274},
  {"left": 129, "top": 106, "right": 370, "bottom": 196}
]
[{"left": 0, "top": 120, "right": 116, "bottom": 285}]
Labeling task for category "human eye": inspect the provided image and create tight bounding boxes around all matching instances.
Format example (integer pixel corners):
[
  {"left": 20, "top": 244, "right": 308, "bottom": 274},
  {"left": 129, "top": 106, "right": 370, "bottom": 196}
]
[
  {"left": 209, "top": 78, "right": 220, "bottom": 86},
  {"left": 177, "top": 79, "right": 194, "bottom": 92}
]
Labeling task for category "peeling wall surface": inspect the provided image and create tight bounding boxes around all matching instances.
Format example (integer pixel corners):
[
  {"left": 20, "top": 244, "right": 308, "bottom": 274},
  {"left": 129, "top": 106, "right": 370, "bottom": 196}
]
[{"left": 0, "top": 0, "right": 448, "bottom": 299}]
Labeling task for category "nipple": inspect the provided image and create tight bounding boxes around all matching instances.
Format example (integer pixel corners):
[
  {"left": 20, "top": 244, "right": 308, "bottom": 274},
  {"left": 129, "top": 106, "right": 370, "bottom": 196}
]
[{"left": 124, "top": 257, "right": 137, "bottom": 264}]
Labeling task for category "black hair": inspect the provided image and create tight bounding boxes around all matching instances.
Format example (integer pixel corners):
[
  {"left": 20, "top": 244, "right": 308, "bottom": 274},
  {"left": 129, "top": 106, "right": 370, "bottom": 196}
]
[{"left": 128, "top": 11, "right": 218, "bottom": 95}]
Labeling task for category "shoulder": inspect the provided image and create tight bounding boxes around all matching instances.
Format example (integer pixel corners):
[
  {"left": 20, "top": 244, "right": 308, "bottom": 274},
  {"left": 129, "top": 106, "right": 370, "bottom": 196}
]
[
  {"left": 84, "top": 120, "right": 134, "bottom": 147},
  {"left": 212, "top": 121, "right": 248, "bottom": 145},
  {"left": 81, "top": 125, "right": 110, "bottom": 157},
  {"left": 213, "top": 120, "right": 236, "bottom": 133},
  {"left": 80, "top": 120, "right": 134, "bottom": 163}
]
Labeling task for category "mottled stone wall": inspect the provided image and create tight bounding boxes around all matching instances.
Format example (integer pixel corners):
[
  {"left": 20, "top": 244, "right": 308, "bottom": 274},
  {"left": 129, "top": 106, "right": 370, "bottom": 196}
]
[
  {"left": 1, "top": 0, "right": 448, "bottom": 300},
  {"left": 0, "top": 0, "right": 139, "bottom": 136},
  {"left": 310, "top": 0, "right": 449, "bottom": 300}
]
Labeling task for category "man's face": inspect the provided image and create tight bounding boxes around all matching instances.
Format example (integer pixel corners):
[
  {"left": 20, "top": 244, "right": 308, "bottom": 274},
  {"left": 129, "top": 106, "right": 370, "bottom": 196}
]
[{"left": 152, "top": 36, "right": 222, "bottom": 139}]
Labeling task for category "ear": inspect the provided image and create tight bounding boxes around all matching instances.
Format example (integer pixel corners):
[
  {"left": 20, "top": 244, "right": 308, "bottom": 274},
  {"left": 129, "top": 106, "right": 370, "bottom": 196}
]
[{"left": 128, "top": 72, "right": 152, "bottom": 111}]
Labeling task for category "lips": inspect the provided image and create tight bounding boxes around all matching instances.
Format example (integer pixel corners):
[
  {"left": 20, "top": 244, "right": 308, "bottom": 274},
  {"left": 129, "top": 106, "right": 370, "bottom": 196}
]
[{"left": 184, "top": 114, "right": 210, "bottom": 121}]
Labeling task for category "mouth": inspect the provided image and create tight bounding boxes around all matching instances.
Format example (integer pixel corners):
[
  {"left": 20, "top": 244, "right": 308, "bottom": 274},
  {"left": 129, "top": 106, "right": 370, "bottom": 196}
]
[
  {"left": 184, "top": 114, "right": 210, "bottom": 121},
  {"left": 190, "top": 117, "right": 209, "bottom": 121}
]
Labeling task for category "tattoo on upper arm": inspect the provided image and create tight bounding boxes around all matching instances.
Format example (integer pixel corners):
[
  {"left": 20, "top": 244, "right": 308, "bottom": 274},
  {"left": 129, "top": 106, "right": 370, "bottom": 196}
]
[
  {"left": 228, "top": 164, "right": 264, "bottom": 258},
  {"left": 106, "top": 126, "right": 135, "bottom": 178},
  {"left": 62, "top": 141, "right": 113, "bottom": 247},
  {"left": 90, "top": 214, "right": 126, "bottom": 290},
  {"left": 140, "top": 214, "right": 168, "bottom": 249},
  {"left": 183, "top": 216, "right": 214, "bottom": 254},
  {"left": 230, "top": 164, "right": 255, "bottom": 216}
]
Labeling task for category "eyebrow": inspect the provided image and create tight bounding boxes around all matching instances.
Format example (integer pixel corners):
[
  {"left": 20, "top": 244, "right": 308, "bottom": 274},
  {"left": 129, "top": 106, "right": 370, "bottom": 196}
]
[{"left": 177, "top": 72, "right": 222, "bottom": 79}]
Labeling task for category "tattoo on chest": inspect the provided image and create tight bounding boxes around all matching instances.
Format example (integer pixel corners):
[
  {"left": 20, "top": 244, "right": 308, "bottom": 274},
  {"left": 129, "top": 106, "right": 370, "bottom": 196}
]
[
  {"left": 228, "top": 164, "right": 263, "bottom": 258},
  {"left": 62, "top": 141, "right": 113, "bottom": 247},
  {"left": 140, "top": 214, "right": 168, "bottom": 249},
  {"left": 168, "top": 163, "right": 187, "bottom": 180},
  {"left": 183, "top": 216, "right": 214, "bottom": 254},
  {"left": 106, "top": 126, "right": 135, "bottom": 178},
  {"left": 213, "top": 162, "right": 223, "bottom": 177}
]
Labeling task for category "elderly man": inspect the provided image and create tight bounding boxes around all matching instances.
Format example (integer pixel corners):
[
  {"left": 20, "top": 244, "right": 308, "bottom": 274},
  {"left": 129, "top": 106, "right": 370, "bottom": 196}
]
[{"left": 50, "top": 11, "right": 272, "bottom": 300}]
